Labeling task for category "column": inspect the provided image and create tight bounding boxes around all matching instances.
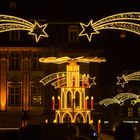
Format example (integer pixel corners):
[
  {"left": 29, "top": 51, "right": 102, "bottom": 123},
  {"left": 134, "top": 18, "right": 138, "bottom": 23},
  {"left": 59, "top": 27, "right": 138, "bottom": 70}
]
[
  {"left": 0, "top": 58, "right": 7, "bottom": 111},
  {"left": 22, "top": 57, "right": 30, "bottom": 111}
]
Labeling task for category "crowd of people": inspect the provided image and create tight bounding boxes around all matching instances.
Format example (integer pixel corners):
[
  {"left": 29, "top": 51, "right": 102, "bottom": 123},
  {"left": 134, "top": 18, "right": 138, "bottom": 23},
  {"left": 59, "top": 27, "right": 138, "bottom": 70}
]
[{"left": 65, "top": 122, "right": 139, "bottom": 140}]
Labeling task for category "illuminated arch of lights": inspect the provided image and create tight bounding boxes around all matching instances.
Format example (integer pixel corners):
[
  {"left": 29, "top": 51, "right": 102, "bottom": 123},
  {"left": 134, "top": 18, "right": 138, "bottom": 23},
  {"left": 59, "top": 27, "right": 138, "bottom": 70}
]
[
  {"left": 0, "top": 14, "right": 49, "bottom": 42},
  {"left": 116, "top": 71, "right": 140, "bottom": 88},
  {"left": 79, "top": 12, "right": 140, "bottom": 42},
  {"left": 99, "top": 92, "right": 138, "bottom": 106}
]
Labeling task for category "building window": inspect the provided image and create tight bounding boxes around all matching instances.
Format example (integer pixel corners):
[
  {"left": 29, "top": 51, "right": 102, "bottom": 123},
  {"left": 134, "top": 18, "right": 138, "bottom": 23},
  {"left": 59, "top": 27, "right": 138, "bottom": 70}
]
[
  {"left": 9, "top": 30, "right": 20, "bottom": 41},
  {"left": 9, "top": 1, "right": 16, "bottom": 9},
  {"left": 68, "top": 25, "right": 79, "bottom": 43},
  {"left": 117, "top": 87, "right": 123, "bottom": 93},
  {"left": 128, "top": 107, "right": 133, "bottom": 117},
  {"left": 8, "top": 86, "right": 21, "bottom": 106},
  {"left": 9, "top": 53, "right": 20, "bottom": 70},
  {"left": 31, "top": 54, "right": 42, "bottom": 71},
  {"left": 138, "top": 107, "right": 140, "bottom": 117},
  {"left": 31, "top": 86, "right": 43, "bottom": 106}
]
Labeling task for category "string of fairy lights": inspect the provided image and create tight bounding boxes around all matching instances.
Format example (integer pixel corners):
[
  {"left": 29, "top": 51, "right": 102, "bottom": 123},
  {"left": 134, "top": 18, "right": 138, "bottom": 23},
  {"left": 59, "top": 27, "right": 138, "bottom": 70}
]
[
  {"left": 0, "top": 15, "right": 49, "bottom": 43},
  {"left": 99, "top": 71, "right": 140, "bottom": 107},
  {"left": 116, "top": 71, "right": 140, "bottom": 88},
  {"left": 79, "top": 12, "right": 140, "bottom": 42},
  {"left": 99, "top": 92, "right": 140, "bottom": 106},
  {"left": 0, "top": 12, "right": 140, "bottom": 42}
]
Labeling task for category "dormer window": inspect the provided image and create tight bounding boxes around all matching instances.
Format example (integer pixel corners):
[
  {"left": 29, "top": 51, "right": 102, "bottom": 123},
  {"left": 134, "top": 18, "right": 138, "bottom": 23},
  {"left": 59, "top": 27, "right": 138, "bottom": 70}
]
[
  {"left": 9, "top": 30, "right": 20, "bottom": 41},
  {"left": 68, "top": 25, "right": 79, "bottom": 43},
  {"left": 9, "top": 1, "right": 16, "bottom": 9}
]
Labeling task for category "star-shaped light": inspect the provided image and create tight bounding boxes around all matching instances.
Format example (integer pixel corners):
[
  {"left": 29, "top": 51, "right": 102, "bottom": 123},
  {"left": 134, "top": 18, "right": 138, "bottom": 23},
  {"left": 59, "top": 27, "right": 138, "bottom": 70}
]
[
  {"left": 86, "top": 74, "right": 96, "bottom": 88},
  {"left": 131, "top": 96, "right": 140, "bottom": 105},
  {"left": 116, "top": 75, "right": 128, "bottom": 88},
  {"left": 28, "top": 21, "right": 49, "bottom": 43},
  {"left": 79, "top": 19, "right": 100, "bottom": 42},
  {"left": 89, "top": 76, "right": 96, "bottom": 87}
]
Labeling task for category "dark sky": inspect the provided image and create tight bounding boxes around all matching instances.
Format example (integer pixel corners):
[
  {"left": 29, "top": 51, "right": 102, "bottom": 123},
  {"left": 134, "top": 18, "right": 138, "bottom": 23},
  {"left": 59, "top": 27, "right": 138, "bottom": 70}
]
[{"left": 0, "top": 0, "right": 140, "bottom": 19}]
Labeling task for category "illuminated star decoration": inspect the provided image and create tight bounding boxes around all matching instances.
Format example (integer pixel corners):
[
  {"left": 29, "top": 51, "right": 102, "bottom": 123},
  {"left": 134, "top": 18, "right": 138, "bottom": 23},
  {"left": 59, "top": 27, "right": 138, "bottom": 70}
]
[
  {"left": 116, "top": 75, "right": 128, "bottom": 88},
  {"left": 131, "top": 95, "right": 140, "bottom": 105},
  {"left": 28, "top": 21, "right": 48, "bottom": 43},
  {"left": 40, "top": 72, "right": 67, "bottom": 88},
  {"left": 0, "top": 14, "right": 49, "bottom": 43},
  {"left": 79, "top": 19, "right": 99, "bottom": 42},
  {"left": 40, "top": 73, "right": 96, "bottom": 89},
  {"left": 99, "top": 92, "right": 138, "bottom": 106},
  {"left": 86, "top": 76, "right": 96, "bottom": 87},
  {"left": 79, "top": 12, "right": 140, "bottom": 42},
  {"left": 116, "top": 71, "right": 140, "bottom": 88}
]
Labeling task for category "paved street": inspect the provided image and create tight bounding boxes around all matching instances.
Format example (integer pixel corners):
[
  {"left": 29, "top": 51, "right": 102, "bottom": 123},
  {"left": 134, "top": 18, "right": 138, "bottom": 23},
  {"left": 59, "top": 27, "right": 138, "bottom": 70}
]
[{"left": 99, "top": 133, "right": 115, "bottom": 140}]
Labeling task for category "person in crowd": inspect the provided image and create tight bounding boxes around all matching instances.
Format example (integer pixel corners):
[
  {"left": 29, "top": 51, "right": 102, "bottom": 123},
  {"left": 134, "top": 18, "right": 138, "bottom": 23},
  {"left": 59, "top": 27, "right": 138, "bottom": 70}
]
[
  {"left": 64, "top": 124, "right": 91, "bottom": 140},
  {"left": 114, "top": 122, "right": 135, "bottom": 140}
]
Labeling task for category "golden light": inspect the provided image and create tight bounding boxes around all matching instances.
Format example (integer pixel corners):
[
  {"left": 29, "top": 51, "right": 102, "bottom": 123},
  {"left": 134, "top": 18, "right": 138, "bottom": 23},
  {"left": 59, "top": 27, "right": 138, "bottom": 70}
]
[
  {"left": 28, "top": 20, "right": 48, "bottom": 43},
  {"left": 79, "top": 12, "right": 140, "bottom": 42},
  {"left": 117, "top": 71, "right": 140, "bottom": 88},
  {"left": 99, "top": 92, "right": 138, "bottom": 106},
  {"left": 98, "top": 119, "right": 101, "bottom": 133},
  {"left": 0, "top": 91, "right": 7, "bottom": 111},
  {"left": 45, "top": 119, "right": 48, "bottom": 123},
  {"left": 91, "top": 96, "right": 94, "bottom": 110},
  {"left": 39, "top": 56, "right": 106, "bottom": 64},
  {"left": 53, "top": 119, "right": 57, "bottom": 123},
  {"left": 0, "top": 14, "right": 49, "bottom": 42},
  {"left": 86, "top": 96, "right": 89, "bottom": 100},
  {"left": 79, "top": 20, "right": 99, "bottom": 42},
  {"left": 52, "top": 96, "right": 55, "bottom": 110},
  {"left": 40, "top": 56, "right": 106, "bottom": 123}
]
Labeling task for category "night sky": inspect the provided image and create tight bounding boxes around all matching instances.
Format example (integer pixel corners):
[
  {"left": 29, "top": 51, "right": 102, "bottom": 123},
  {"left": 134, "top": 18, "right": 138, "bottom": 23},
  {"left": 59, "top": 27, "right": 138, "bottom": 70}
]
[
  {"left": 0, "top": 0, "right": 140, "bottom": 85},
  {"left": 0, "top": 0, "right": 140, "bottom": 18}
]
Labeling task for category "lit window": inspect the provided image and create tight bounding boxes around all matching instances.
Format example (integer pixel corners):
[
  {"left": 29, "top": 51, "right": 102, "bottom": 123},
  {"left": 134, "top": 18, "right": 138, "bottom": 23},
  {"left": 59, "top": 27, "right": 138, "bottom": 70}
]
[
  {"left": 8, "top": 86, "right": 21, "bottom": 106},
  {"left": 117, "top": 87, "right": 123, "bottom": 93},
  {"left": 138, "top": 107, "right": 140, "bottom": 117},
  {"left": 120, "top": 31, "right": 126, "bottom": 39},
  {"left": 9, "top": 53, "right": 20, "bottom": 70},
  {"left": 31, "top": 86, "right": 43, "bottom": 106},
  {"left": 128, "top": 107, "right": 133, "bottom": 117},
  {"left": 68, "top": 25, "right": 79, "bottom": 43},
  {"left": 9, "top": 1, "right": 16, "bottom": 9},
  {"left": 9, "top": 30, "right": 20, "bottom": 41}
]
